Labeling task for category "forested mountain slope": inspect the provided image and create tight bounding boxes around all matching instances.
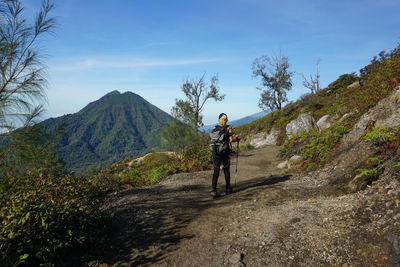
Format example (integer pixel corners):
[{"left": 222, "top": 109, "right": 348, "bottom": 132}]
[{"left": 41, "top": 91, "right": 172, "bottom": 173}]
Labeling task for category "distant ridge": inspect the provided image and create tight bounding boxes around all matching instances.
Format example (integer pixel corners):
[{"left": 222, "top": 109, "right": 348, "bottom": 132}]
[
  {"left": 199, "top": 110, "right": 269, "bottom": 132},
  {"left": 41, "top": 91, "right": 172, "bottom": 174}
]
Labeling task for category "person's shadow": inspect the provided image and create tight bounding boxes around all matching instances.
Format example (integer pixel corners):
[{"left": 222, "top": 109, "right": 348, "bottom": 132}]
[{"left": 233, "top": 174, "right": 292, "bottom": 194}]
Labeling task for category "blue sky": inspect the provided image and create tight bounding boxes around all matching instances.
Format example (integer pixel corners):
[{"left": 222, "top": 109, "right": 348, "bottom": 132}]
[{"left": 25, "top": 0, "right": 400, "bottom": 125}]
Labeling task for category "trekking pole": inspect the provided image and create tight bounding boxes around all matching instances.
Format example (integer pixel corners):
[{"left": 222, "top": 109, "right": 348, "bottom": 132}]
[{"left": 235, "top": 139, "right": 240, "bottom": 187}]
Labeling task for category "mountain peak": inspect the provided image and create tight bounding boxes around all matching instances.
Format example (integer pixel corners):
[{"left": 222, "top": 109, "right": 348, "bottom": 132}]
[
  {"left": 81, "top": 90, "right": 122, "bottom": 112},
  {"left": 105, "top": 90, "right": 120, "bottom": 96}
]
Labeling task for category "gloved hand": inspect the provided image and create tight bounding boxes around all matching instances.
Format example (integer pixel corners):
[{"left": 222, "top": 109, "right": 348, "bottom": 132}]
[{"left": 236, "top": 135, "right": 241, "bottom": 141}]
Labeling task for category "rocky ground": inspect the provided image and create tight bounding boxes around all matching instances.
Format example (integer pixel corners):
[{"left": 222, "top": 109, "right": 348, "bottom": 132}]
[{"left": 89, "top": 145, "right": 400, "bottom": 267}]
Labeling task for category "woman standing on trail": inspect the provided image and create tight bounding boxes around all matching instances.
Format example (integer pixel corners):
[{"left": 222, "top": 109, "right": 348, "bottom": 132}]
[{"left": 209, "top": 113, "right": 241, "bottom": 197}]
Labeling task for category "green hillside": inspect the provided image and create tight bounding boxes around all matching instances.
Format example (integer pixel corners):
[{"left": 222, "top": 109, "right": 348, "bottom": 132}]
[
  {"left": 235, "top": 45, "right": 400, "bottom": 169},
  {"left": 41, "top": 91, "right": 172, "bottom": 174}
]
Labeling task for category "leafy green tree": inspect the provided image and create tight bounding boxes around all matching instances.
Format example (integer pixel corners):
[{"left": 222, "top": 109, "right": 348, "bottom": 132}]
[
  {"left": 1, "top": 124, "right": 65, "bottom": 178},
  {"left": 0, "top": 0, "right": 55, "bottom": 130},
  {"left": 252, "top": 53, "right": 294, "bottom": 111},
  {"left": 161, "top": 119, "right": 194, "bottom": 160},
  {"left": 162, "top": 74, "right": 224, "bottom": 165}
]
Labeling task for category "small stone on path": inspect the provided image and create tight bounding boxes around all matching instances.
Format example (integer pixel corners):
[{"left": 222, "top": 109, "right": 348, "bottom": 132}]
[{"left": 229, "top": 253, "right": 243, "bottom": 264}]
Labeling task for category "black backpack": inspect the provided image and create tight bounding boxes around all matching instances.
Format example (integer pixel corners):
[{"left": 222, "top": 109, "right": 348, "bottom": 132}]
[{"left": 209, "top": 125, "right": 230, "bottom": 155}]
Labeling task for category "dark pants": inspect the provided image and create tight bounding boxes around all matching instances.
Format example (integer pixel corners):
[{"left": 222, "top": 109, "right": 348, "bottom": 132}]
[{"left": 212, "top": 153, "right": 231, "bottom": 191}]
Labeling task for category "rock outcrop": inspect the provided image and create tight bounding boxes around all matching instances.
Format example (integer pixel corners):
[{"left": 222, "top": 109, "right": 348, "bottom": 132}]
[
  {"left": 314, "top": 140, "right": 379, "bottom": 190},
  {"left": 286, "top": 113, "right": 316, "bottom": 137},
  {"left": 277, "top": 160, "right": 289, "bottom": 169},
  {"left": 316, "top": 114, "right": 339, "bottom": 131},
  {"left": 277, "top": 155, "right": 303, "bottom": 169},
  {"left": 348, "top": 173, "right": 376, "bottom": 193},
  {"left": 347, "top": 81, "right": 360, "bottom": 88},
  {"left": 249, "top": 127, "right": 280, "bottom": 147},
  {"left": 314, "top": 86, "right": 400, "bottom": 190},
  {"left": 343, "top": 86, "right": 400, "bottom": 146},
  {"left": 289, "top": 155, "right": 303, "bottom": 165}
]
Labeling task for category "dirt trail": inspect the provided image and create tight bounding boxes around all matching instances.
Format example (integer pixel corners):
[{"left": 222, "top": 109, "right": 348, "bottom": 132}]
[{"left": 91, "top": 146, "right": 367, "bottom": 266}]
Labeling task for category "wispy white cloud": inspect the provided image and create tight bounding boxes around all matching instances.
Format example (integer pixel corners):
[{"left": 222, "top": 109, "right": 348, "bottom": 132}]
[{"left": 51, "top": 57, "right": 222, "bottom": 72}]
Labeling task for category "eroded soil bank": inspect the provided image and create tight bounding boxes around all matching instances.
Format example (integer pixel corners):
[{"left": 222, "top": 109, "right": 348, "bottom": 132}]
[{"left": 90, "top": 145, "right": 400, "bottom": 266}]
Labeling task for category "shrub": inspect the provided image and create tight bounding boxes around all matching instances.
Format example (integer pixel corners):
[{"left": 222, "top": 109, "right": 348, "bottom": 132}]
[
  {"left": 182, "top": 132, "right": 212, "bottom": 171},
  {"left": 0, "top": 172, "right": 106, "bottom": 266},
  {"left": 351, "top": 49, "right": 400, "bottom": 113},
  {"left": 357, "top": 168, "right": 378, "bottom": 177},
  {"left": 363, "top": 127, "right": 398, "bottom": 144},
  {"left": 91, "top": 145, "right": 212, "bottom": 192},
  {"left": 280, "top": 122, "right": 349, "bottom": 165},
  {"left": 328, "top": 73, "right": 359, "bottom": 91},
  {"left": 274, "top": 114, "right": 294, "bottom": 128},
  {"left": 306, "top": 162, "right": 316, "bottom": 171},
  {"left": 239, "top": 143, "right": 255, "bottom": 151},
  {"left": 92, "top": 153, "right": 175, "bottom": 190},
  {"left": 328, "top": 98, "right": 345, "bottom": 115},
  {"left": 234, "top": 112, "right": 274, "bottom": 137},
  {"left": 148, "top": 164, "right": 174, "bottom": 184},
  {"left": 357, "top": 158, "right": 384, "bottom": 178}
]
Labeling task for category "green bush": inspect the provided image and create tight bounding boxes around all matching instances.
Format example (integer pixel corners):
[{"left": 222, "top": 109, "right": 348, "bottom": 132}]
[
  {"left": 328, "top": 73, "right": 359, "bottom": 91},
  {"left": 280, "top": 123, "right": 349, "bottom": 165},
  {"left": 0, "top": 172, "right": 106, "bottom": 266},
  {"left": 363, "top": 127, "right": 398, "bottom": 144},
  {"left": 328, "top": 98, "right": 345, "bottom": 115},
  {"left": 91, "top": 147, "right": 211, "bottom": 192},
  {"left": 234, "top": 111, "right": 275, "bottom": 138},
  {"left": 182, "top": 132, "right": 212, "bottom": 171},
  {"left": 148, "top": 164, "right": 175, "bottom": 184},
  {"left": 274, "top": 114, "right": 293, "bottom": 128},
  {"left": 357, "top": 158, "right": 384, "bottom": 177},
  {"left": 239, "top": 143, "right": 255, "bottom": 151},
  {"left": 357, "top": 168, "right": 378, "bottom": 177},
  {"left": 306, "top": 162, "right": 316, "bottom": 171},
  {"left": 351, "top": 49, "right": 400, "bottom": 113}
]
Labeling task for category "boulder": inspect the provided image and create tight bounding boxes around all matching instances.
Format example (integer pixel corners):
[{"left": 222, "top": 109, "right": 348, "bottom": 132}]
[
  {"left": 249, "top": 132, "right": 266, "bottom": 148},
  {"left": 249, "top": 127, "right": 280, "bottom": 147},
  {"left": 289, "top": 155, "right": 303, "bottom": 165},
  {"left": 316, "top": 115, "right": 332, "bottom": 131},
  {"left": 286, "top": 113, "right": 316, "bottom": 137},
  {"left": 277, "top": 160, "right": 289, "bottom": 169},
  {"left": 343, "top": 86, "right": 400, "bottom": 145},
  {"left": 348, "top": 173, "right": 374, "bottom": 193},
  {"left": 347, "top": 81, "right": 360, "bottom": 88},
  {"left": 265, "top": 127, "right": 280, "bottom": 145},
  {"left": 339, "top": 112, "right": 354, "bottom": 123},
  {"left": 315, "top": 141, "right": 379, "bottom": 189},
  {"left": 342, "top": 114, "right": 370, "bottom": 144}
]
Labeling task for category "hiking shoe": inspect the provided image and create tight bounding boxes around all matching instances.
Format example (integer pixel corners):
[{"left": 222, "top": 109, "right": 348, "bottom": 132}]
[
  {"left": 226, "top": 186, "right": 233, "bottom": 195},
  {"left": 210, "top": 190, "right": 220, "bottom": 197}
]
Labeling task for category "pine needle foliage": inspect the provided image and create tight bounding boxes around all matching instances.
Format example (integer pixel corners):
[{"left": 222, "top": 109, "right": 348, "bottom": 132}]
[{"left": 0, "top": 0, "right": 55, "bottom": 129}]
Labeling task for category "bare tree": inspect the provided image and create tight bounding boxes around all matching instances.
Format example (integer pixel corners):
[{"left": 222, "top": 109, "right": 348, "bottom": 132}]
[
  {"left": 252, "top": 52, "right": 294, "bottom": 111},
  {"left": 174, "top": 73, "right": 225, "bottom": 128},
  {"left": 0, "top": 0, "right": 55, "bottom": 130},
  {"left": 302, "top": 59, "right": 321, "bottom": 94}
]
